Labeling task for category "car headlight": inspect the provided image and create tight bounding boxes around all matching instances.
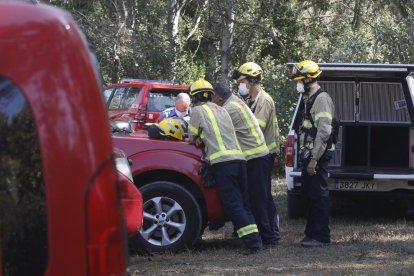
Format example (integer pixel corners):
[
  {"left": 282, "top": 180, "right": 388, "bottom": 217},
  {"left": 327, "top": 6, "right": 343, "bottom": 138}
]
[{"left": 113, "top": 148, "right": 133, "bottom": 182}]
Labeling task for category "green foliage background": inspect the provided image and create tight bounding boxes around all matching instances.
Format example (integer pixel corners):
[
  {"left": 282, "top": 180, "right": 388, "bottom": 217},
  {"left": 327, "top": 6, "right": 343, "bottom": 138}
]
[{"left": 44, "top": 0, "right": 414, "bottom": 172}]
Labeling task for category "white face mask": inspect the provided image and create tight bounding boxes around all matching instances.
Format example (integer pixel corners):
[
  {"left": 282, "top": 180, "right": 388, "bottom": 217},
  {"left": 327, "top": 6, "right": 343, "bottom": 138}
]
[
  {"left": 238, "top": 83, "right": 249, "bottom": 96},
  {"left": 175, "top": 109, "right": 189, "bottom": 118},
  {"left": 175, "top": 109, "right": 184, "bottom": 118},
  {"left": 296, "top": 82, "right": 305, "bottom": 93}
]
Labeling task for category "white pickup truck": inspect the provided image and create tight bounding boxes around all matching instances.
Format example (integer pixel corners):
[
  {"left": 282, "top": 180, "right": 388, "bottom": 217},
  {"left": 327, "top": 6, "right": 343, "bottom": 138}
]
[{"left": 284, "top": 63, "right": 414, "bottom": 218}]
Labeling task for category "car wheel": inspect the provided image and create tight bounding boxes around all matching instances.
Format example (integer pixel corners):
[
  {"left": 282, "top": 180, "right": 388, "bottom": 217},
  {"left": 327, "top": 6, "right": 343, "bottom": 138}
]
[
  {"left": 129, "top": 181, "right": 202, "bottom": 253},
  {"left": 287, "top": 189, "right": 306, "bottom": 219}
]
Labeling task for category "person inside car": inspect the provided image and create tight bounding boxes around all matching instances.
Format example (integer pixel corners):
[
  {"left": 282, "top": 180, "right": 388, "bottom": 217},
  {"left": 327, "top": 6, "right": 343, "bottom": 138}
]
[{"left": 158, "top": 92, "right": 192, "bottom": 123}]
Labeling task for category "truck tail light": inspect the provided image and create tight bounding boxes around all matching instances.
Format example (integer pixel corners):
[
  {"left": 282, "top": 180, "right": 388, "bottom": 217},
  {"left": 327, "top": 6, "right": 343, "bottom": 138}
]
[
  {"left": 86, "top": 160, "right": 127, "bottom": 275},
  {"left": 138, "top": 103, "right": 147, "bottom": 112},
  {"left": 131, "top": 104, "right": 147, "bottom": 130},
  {"left": 132, "top": 104, "right": 147, "bottom": 122},
  {"left": 285, "top": 134, "right": 296, "bottom": 167}
]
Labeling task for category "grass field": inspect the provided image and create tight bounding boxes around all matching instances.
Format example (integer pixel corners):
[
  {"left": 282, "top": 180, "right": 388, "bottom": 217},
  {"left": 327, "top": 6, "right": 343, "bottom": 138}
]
[{"left": 128, "top": 178, "right": 414, "bottom": 275}]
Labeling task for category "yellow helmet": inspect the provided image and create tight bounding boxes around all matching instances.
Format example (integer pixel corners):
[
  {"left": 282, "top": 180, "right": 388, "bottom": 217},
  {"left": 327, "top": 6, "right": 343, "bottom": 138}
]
[
  {"left": 289, "top": 60, "right": 322, "bottom": 80},
  {"left": 232, "top": 62, "right": 263, "bottom": 81},
  {"left": 189, "top": 79, "right": 215, "bottom": 98},
  {"left": 158, "top": 118, "right": 185, "bottom": 140}
]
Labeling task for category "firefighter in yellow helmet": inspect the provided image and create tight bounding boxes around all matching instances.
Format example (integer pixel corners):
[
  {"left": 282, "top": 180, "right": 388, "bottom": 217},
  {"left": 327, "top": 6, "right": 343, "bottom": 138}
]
[
  {"left": 289, "top": 59, "right": 335, "bottom": 248},
  {"left": 289, "top": 59, "right": 322, "bottom": 92},
  {"left": 188, "top": 79, "right": 263, "bottom": 253},
  {"left": 232, "top": 62, "right": 281, "bottom": 158},
  {"left": 231, "top": 62, "right": 281, "bottom": 245}
]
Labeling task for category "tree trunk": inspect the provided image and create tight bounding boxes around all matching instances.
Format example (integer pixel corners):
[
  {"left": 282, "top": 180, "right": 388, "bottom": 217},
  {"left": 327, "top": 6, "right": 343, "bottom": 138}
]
[
  {"left": 220, "top": 0, "right": 234, "bottom": 84},
  {"left": 167, "top": 0, "right": 187, "bottom": 80},
  {"left": 206, "top": 5, "right": 219, "bottom": 82},
  {"left": 110, "top": 44, "right": 120, "bottom": 83}
]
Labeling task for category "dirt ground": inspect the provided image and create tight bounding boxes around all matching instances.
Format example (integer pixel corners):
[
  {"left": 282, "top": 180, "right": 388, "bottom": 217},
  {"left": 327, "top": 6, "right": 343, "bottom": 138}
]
[{"left": 128, "top": 178, "right": 414, "bottom": 275}]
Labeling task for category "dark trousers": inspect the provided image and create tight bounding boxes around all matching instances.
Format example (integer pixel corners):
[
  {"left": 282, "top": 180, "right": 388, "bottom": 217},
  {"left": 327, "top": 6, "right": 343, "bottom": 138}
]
[
  {"left": 212, "top": 160, "right": 262, "bottom": 250},
  {"left": 268, "top": 152, "right": 280, "bottom": 235},
  {"left": 247, "top": 155, "right": 280, "bottom": 245},
  {"left": 301, "top": 151, "right": 332, "bottom": 243}
]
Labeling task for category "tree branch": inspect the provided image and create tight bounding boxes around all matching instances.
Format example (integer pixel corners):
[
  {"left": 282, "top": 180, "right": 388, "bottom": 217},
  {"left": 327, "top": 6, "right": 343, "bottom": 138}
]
[
  {"left": 185, "top": 0, "right": 208, "bottom": 41},
  {"left": 229, "top": 17, "right": 293, "bottom": 61}
]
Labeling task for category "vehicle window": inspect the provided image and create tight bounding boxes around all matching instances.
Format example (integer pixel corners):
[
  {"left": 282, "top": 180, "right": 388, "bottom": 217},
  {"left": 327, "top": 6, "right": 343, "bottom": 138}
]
[
  {"left": 121, "top": 87, "right": 139, "bottom": 109},
  {"left": 103, "top": 88, "right": 114, "bottom": 104},
  {"left": 0, "top": 77, "right": 48, "bottom": 275},
  {"left": 108, "top": 87, "right": 128, "bottom": 110},
  {"left": 359, "top": 82, "right": 410, "bottom": 123},
  {"left": 147, "top": 91, "right": 179, "bottom": 112},
  {"left": 319, "top": 81, "right": 356, "bottom": 122}
]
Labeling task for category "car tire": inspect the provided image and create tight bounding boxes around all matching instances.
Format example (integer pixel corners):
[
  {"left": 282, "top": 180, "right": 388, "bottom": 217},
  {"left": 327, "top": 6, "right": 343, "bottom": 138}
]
[
  {"left": 287, "top": 189, "right": 306, "bottom": 219},
  {"left": 129, "top": 181, "right": 202, "bottom": 253}
]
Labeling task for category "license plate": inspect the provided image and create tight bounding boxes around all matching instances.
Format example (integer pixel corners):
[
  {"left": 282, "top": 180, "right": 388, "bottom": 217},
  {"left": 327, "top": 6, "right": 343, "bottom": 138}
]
[{"left": 334, "top": 180, "right": 377, "bottom": 190}]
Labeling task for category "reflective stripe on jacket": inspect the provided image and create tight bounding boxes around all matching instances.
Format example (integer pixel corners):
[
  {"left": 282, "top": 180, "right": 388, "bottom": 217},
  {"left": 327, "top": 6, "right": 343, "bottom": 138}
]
[
  {"left": 223, "top": 94, "right": 269, "bottom": 160},
  {"left": 188, "top": 102, "right": 245, "bottom": 165},
  {"left": 300, "top": 91, "right": 335, "bottom": 160},
  {"left": 247, "top": 89, "right": 280, "bottom": 155},
  {"left": 237, "top": 224, "right": 259, "bottom": 238}
]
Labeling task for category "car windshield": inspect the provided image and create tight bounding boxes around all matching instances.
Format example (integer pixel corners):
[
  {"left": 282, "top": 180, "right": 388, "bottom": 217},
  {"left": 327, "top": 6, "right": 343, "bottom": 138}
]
[{"left": 147, "top": 90, "right": 181, "bottom": 112}]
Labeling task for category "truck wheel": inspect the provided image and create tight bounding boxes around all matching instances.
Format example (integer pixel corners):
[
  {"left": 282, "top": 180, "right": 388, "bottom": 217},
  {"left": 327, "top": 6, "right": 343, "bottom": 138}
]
[
  {"left": 287, "top": 189, "right": 306, "bottom": 219},
  {"left": 403, "top": 198, "right": 414, "bottom": 221},
  {"left": 129, "top": 181, "right": 202, "bottom": 253}
]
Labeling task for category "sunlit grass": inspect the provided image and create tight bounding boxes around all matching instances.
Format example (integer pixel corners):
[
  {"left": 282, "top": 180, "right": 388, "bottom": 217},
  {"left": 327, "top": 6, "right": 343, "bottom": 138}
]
[{"left": 129, "top": 177, "right": 414, "bottom": 275}]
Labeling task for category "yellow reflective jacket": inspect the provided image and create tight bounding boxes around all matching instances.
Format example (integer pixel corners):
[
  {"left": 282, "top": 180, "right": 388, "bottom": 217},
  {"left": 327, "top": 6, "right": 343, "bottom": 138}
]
[
  {"left": 246, "top": 88, "right": 280, "bottom": 155},
  {"left": 300, "top": 91, "right": 335, "bottom": 160},
  {"left": 223, "top": 94, "right": 269, "bottom": 160},
  {"left": 188, "top": 102, "right": 245, "bottom": 165}
]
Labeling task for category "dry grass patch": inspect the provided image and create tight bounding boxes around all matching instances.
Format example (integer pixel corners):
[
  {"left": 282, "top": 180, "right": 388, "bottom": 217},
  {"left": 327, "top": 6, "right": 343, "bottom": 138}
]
[{"left": 129, "top": 178, "right": 414, "bottom": 275}]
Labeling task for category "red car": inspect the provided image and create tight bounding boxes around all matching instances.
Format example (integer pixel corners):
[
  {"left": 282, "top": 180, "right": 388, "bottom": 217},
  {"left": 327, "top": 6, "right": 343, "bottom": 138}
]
[
  {"left": 112, "top": 129, "right": 227, "bottom": 253},
  {"left": 0, "top": 2, "right": 141, "bottom": 275},
  {"left": 103, "top": 79, "right": 189, "bottom": 131}
]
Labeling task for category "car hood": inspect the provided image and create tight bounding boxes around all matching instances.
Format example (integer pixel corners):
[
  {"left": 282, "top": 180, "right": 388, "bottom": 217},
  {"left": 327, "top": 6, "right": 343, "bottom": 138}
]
[{"left": 112, "top": 130, "right": 203, "bottom": 158}]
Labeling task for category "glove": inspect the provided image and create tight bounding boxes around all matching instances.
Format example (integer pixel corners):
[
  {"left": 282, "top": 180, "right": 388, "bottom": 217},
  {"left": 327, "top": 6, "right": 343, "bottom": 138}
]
[
  {"left": 199, "top": 160, "right": 216, "bottom": 188},
  {"left": 307, "top": 158, "right": 318, "bottom": 176}
]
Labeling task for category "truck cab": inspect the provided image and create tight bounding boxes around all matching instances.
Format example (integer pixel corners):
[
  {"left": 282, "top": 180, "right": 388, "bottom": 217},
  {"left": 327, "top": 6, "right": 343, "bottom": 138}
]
[{"left": 285, "top": 63, "right": 414, "bottom": 218}]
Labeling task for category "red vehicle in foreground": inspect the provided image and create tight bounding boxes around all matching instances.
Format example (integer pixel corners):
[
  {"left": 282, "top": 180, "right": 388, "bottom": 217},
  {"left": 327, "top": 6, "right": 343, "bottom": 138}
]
[
  {"left": 112, "top": 129, "right": 227, "bottom": 253},
  {"left": 0, "top": 2, "right": 141, "bottom": 275}
]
